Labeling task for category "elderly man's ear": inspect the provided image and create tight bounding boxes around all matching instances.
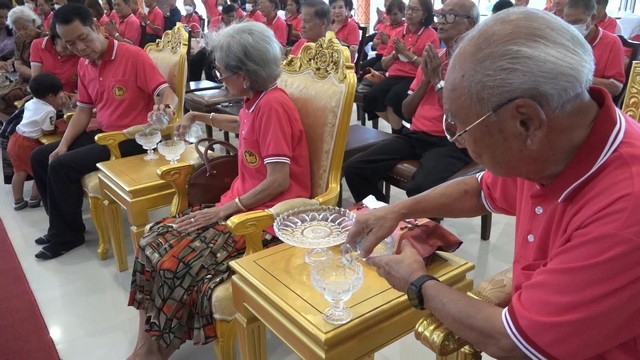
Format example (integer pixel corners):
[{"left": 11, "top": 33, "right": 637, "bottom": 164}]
[{"left": 513, "top": 99, "right": 547, "bottom": 149}]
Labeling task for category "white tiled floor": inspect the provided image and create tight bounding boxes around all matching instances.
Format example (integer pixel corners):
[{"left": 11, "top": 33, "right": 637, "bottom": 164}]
[{"left": 0, "top": 110, "right": 515, "bottom": 359}]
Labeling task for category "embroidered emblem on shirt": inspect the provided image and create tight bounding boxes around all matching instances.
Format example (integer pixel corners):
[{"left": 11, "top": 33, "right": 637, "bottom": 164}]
[
  {"left": 243, "top": 150, "right": 259, "bottom": 167},
  {"left": 113, "top": 85, "right": 126, "bottom": 99}
]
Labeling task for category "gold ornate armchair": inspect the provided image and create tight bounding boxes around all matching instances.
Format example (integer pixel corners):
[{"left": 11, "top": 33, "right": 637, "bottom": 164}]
[
  {"left": 622, "top": 61, "right": 640, "bottom": 121},
  {"left": 414, "top": 267, "right": 513, "bottom": 359},
  {"left": 156, "top": 32, "right": 356, "bottom": 359},
  {"left": 82, "top": 24, "right": 188, "bottom": 261}
]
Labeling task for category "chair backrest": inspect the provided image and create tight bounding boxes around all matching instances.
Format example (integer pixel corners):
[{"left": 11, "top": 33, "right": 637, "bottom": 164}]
[
  {"left": 354, "top": 24, "right": 368, "bottom": 73},
  {"left": 286, "top": 22, "right": 294, "bottom": 46},
  {"left": 280, "top": 31, "right": 357, "bottom": 205},
  {"left": 621, "top": 61, "right": 640, "bottom": 121},
  {"left": 614, "top": 35, "right": 640, "bottom": 108},
  {"left": 144, "top": 23, "right": 189, "bottom": 121}
]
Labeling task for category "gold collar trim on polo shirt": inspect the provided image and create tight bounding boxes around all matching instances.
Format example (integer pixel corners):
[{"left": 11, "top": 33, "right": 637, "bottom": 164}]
[{"left": 558, "top": 108, "right": 625, "bottom": 202}]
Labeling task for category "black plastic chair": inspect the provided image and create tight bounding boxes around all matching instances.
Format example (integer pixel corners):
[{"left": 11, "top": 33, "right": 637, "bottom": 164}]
[{"left": 354, "top": 24, "right": 369, "bottom": 74}]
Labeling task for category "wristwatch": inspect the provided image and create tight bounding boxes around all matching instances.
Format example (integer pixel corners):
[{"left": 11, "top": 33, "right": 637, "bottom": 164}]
[
  {"left": 434, "top": 80, "right": 445, "bottom": 92},
  {"left": 407, "top": 274, "right": 439, "bottom": 310}
]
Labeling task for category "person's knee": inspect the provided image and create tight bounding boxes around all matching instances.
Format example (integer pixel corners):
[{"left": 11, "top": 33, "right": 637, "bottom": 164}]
[
  {"left": 31, "top": 145, "right": 51, "bottom": 171},
  {"left": 343, "top": 158, "right": 362, "bottom": 181}
]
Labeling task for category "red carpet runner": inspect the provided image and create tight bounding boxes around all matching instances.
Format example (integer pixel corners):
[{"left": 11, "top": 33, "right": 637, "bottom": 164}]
[{"left": 0, "top": 219, "right": 60, "bottom": 359}]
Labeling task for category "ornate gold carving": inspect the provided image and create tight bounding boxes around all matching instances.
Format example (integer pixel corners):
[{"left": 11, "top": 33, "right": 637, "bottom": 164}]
[
  {"left": 622, "top": 61, "right": 640, "bottom": 121},
  {"left": 146, "top": 23, "right": 188, "bottom": 54},
  {"left": 282, "top": 31, "right": 355, "bottom": 81},
  {"left": 415, "top": 315, "right": 470, "bottom": 356}
]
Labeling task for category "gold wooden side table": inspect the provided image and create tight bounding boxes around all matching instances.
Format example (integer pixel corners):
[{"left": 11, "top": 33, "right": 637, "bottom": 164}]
[
  {"left": 97, "top": 147, "right": 201, "bottom": 272},
  {"left": 230, "top": 245, "right": 475, "bottom": 360}
]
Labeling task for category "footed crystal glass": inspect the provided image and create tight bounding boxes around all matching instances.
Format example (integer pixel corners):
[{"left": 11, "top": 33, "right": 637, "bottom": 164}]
[
  {"left": 274, "top": 206, "right": 356, "bottom": 265},
  {"left": 340, "top": 235, "right": 395, "bottom": 265},
  {"left": 135, "top": 130, "right": 162, "bottom": 160},
  {"left": 311, "top": 256, "right": 364, "bottom": 325},
  {"left": 157, "top": 139, "right": 186, "bottom": 164}
]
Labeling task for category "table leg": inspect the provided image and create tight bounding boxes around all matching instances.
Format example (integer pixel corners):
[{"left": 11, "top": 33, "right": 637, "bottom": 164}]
[
  {"left": 236, "top": 308, "right": 267, "bottom": 360},
  {"left": 102, "top": 196, "right": 129, "bottom": 272}
]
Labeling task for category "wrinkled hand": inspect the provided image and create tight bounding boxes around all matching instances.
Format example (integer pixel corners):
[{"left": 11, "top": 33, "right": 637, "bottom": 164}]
[
  {"left": 345, "top": 206, "right": 402, "bottom": 258},
  {"left": 140, "top": 12, "right": 149, "bottom": 22},
  {"left": 175, "top": 111, "right": 202, "bottom": 139},
  {"left": 366, "top": 240, "right": 428, "bottom": 292},
  {"left": 0, "top": 61, "right": 11, "bottom": 72},
  {"left": 104, "top": 20, "right": 117, "bottom": 36},
  {"left": 173, "top": 206, "right": 225, "bottom": 232},
  {"left": 49, "top": 145, "right": 68, "bottom": 163},
  {"left": 422, "top": 44, "right": 443, "bottom": 85}
]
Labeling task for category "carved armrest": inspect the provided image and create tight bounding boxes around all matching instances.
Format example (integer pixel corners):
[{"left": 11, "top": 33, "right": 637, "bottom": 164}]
[
  {"left": 96, "top": 124, "right": 176, "bottom": 160},
  {"left": 414, "top": 267, "right": 513, "bottom": 356},
  {"left": 226, "top": 198, "right": 320, "bottom": 256},
  {"left": 157, "top": 161, "right": 196, "bottom": 216}
]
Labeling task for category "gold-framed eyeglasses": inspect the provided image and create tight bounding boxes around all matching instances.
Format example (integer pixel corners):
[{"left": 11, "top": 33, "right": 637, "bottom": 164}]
[
  {"left": 214, "top": 69, "right": 233, "bottom": 82},
  {"left": 443, "top": 97, "right": 519, "bottom": 142}
]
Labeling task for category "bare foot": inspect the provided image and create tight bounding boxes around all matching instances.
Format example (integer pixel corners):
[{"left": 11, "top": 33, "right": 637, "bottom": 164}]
[{"left": 127, "top": 336, "right": 178, "bottom": 360}]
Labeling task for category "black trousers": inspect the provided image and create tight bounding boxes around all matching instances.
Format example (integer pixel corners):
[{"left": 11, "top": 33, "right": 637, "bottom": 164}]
[
  {"left": 363, "top": 75, "right": 413, "bottom": 121},
  {"left": 142, "top": 34, "right": 162, "bottom": 48},
  {"left": 188, "top": 48, "right": 216, "bottom": 82},
  {"left": 31, "top": 131, "right": 144, "bottom": 245},
  {"left": 359, "top": 54, "right": 383, "bottom": 74},
  {"left": 344, "top": 129, "right": 472, "bottom": 203}
]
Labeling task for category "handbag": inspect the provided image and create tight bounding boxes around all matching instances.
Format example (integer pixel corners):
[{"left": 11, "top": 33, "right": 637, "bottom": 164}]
[{"left": 187, "top": 138, "right": 239, "bottom": 206}]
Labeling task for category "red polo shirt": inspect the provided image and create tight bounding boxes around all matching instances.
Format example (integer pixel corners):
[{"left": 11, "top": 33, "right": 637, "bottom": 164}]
[
  {"left": 373, "top": 13, "right": 389, "bottom": 32},
  {"left": 201, "top": 0, "right": 220, "bottom": 19},
  {"left": 118, "top": 13, "right": 142, "bottom": 46},
  {"left": 235, "top": 8, "right": 245, "bottom": 19},
  {"left": 266, "top": 14, "right": 287, "bottom": 46},
  {"left": 384, "top": 25, "right": 439, "bottom": 78},
  {"left": 181, "top": 12, "right": 202, "bottom": 33},
  {"left": 207, "top": 16, "right": 226, "bottom": 32},
  {"left": 286, "top": 14, "right": 301, "bottom": 34},
  {"left": 146, "top": 6, "right": 165, "bottom": 37},
  {"left": 219, "top": 86, "right": 311, "bottom": 212},
  {"left": 589, "top": 26, "right": 625, "bottom": 86},
  {"left": 375, "top": 21, "right": 404, "bottom": 55},
  {"left": 246, "top": 9, "right": 266, "bottom": 24},
  {"left": 99, "top": 14, "right": 110, "bottom": 27},
  {"left": 334, "top": 17, "right": 360, "bottom": 47},
  {"left": 107, "top": 10, "right": 119, "bottom": 25},
  {"left": 407, "top": 49, "right": 446, "bottom": 136},
  {"left": 597, "top": 15, "right": 619, "bottom": 34},
  {"left": 42, "top": 11, "right": 53, "bottom": 33},
  {"left": 290, "top": 38, "right": 307, "bottom": 56},
  {"left": 479, "top": 87, "right": 640, "bottom": 359},
  {"left": 76, "top": 38, "right": 168, "bottom": 132},
  {"left": 30, "top": 37, "right": 81, "bottom": 93}
]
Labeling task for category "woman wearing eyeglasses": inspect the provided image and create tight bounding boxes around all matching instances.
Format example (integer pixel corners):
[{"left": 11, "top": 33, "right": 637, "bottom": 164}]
[
  {"left": 363, "top": 0, "right": 438, "bottom": 134},
  {"left": 127, "top": 21, "right": 311, "bottom": 359}
]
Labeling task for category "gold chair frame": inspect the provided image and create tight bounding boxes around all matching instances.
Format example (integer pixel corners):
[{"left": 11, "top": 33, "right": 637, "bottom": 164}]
[
  {"left": 89, "top": 24, "right": 189, "bottom": 263},
  {"left": 622, "top": 61, "right": 640, "bottom": 121},
  {"left": 155, "top": 31, "right": 356, "bottom": 359}
]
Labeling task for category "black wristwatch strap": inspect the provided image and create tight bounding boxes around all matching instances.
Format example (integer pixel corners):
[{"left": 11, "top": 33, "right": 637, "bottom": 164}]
[{"left": 407, "top": 274, "right": 439, "bottom": 310}]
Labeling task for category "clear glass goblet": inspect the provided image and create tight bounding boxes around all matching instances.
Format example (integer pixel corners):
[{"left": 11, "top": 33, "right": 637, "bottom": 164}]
[
  {"left": 311, "top": 256, "right": 364, "bottom": 325},
  {"left": 340, "top": 236, "right": 395, "bottom": 265},
  {"left": 135, "top": 130, "right": 162, "bottom": 160},
  {"left": 148, "top": 110, "right": 170, "bottom": 130},
  {"left": 157, "top": 139, "right": 186, "bottom": 164}
]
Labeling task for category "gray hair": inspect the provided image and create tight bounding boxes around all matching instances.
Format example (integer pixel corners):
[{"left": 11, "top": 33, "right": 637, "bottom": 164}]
[
  {"left": 469, "top": 2, "right": 480, "bottom": 23},
  {"left": 207, "top": 21, "right": 282, "bottom": 92},
  {"left": 8, "top": 6, "right": 41, "bottom": 29},
  {"left": 448, "top": 8, "right": 593, "bottom": 114}
]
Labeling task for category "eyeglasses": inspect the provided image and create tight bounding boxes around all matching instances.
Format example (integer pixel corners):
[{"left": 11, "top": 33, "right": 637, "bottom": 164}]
[
  {"left": 214, "top": 69, "right": 233, "bottom": 82},
  {"left": 443, "top": 97, "right": 519, "bottom": 143},
  {"left": 434, "top": 12, "right": 474, "bottom": 24},
  {"left": 406, "top": 5, "right": 423, "bottom": 13}
]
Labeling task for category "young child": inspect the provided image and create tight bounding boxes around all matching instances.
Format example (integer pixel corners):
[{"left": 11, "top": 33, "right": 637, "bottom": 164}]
[{"left": 7, "top": 73, "right": 64, "bottom": 211}]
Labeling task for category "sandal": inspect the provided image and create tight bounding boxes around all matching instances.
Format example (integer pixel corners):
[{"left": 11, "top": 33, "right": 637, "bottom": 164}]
[
  {"left": 28, "top": 197, "right": 41, "bottom": 208},
  {"left": 14, "top": 200, "right": 27, "bottom": 211}
]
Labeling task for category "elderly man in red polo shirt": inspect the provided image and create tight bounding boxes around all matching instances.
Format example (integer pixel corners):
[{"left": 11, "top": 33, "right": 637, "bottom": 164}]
[
  {"left": 564, "top": 0, "right": 625, "bottom": 96},
  {"left": 290, "top": 0, "right": 331, "bottom": 56},
  {"left": 344, "top": 0, "right": 477, "bottom": 204},
  {"left": 30, "top": 4, "right": 178, "bottom": 260},
  {"left": 347, "top": 8, "right": 640, "bottom": 359},
  {"left": 259, "top": 0, "right": 288, "bottom": 46}
]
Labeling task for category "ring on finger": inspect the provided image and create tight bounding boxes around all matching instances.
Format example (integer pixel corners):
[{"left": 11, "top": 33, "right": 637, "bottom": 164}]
[{"left": 191, "top": 217, "right": 195, "bottom": 223}]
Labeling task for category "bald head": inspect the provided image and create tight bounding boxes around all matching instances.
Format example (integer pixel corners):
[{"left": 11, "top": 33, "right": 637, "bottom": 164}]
[
  {"left": 445, "top": 8, "right": 593, "bottom": 115},
  {"left": 436, "top": 0, "right": 479, "bottom": 45}
]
